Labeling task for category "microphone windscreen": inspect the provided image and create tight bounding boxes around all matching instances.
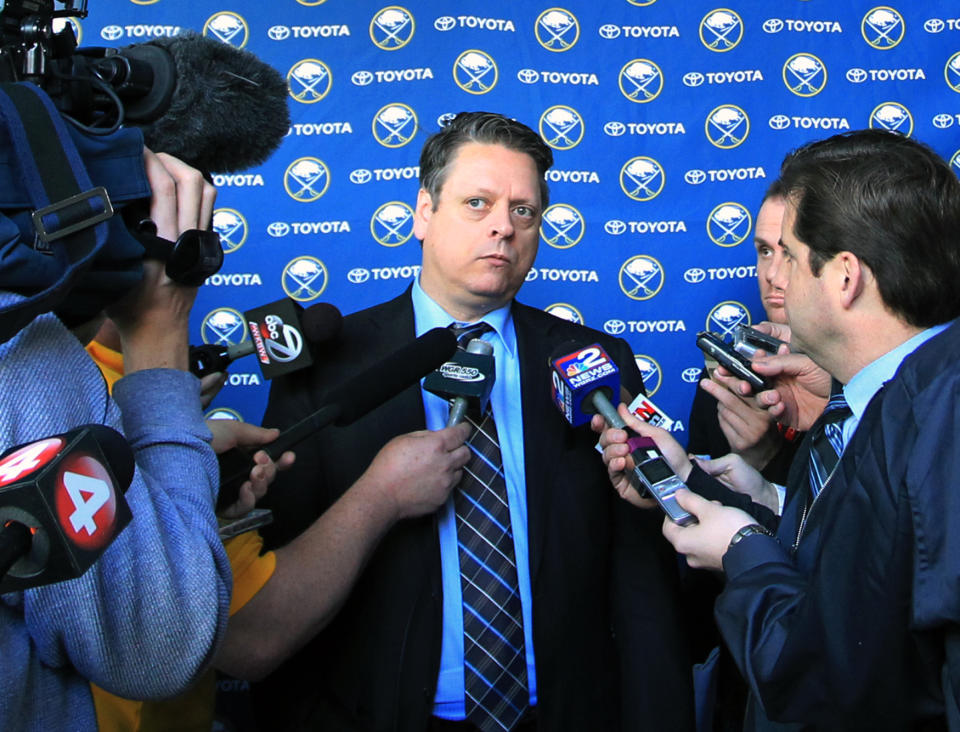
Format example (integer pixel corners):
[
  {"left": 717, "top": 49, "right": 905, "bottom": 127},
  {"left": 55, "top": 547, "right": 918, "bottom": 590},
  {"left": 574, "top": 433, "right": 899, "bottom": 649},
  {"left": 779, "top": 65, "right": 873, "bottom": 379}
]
[
  {"left": 138, "top": 33, "right": 290, "bottom": 173},
  {"left": 334, "top": 327, "right": 457, "bottom": 426},
  {"left": 301, "top": 303, "right": 343, "bottom": 345}
]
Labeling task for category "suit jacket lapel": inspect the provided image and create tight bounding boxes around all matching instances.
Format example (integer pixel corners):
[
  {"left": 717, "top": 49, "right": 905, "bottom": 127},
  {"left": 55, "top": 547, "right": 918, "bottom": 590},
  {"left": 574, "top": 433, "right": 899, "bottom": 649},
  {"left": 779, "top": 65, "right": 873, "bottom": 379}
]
[{"left": 513, "top": 303, "right": 568, "bottom": 589}]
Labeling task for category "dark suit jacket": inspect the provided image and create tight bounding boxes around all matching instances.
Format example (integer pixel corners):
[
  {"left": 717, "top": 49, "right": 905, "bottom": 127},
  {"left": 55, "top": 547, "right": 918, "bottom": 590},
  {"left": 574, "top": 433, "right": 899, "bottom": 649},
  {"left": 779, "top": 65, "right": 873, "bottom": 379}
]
[{"left": 254, "top": 290, "right": 694, "bottom": 731}]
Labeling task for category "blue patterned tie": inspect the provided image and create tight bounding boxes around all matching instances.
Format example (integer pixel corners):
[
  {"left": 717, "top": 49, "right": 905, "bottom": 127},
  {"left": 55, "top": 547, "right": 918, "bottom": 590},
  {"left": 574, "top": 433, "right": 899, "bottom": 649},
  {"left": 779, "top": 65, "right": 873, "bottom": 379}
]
[
  {"left": 450, "top": 323, "right": 528, "bottom": 732},
  {"left": 807, "top": 383, "right": 852, "bottom": 500}
]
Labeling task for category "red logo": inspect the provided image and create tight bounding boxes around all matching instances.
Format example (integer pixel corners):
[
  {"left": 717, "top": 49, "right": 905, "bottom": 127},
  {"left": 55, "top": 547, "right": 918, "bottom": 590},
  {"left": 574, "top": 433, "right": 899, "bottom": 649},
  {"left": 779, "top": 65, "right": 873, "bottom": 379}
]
[
  {"left": 54, "top": 453, "right": 118, "bottom": 551},
  {"left": 0, "top": 438, "right": 64, "bottom": 488}
]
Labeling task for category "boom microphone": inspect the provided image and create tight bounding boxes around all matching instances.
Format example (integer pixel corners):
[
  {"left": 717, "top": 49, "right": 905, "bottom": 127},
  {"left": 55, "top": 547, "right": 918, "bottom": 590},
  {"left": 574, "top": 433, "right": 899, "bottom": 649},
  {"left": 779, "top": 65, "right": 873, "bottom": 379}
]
[
  {"left": 190, "top": 300, "right": 342, "bottom": 380},
  {"left": 216, "top": 326, "right": 458, "bottom": 510},
  {"left": 0, "top": 425, "right": 134, "bottom": 592}
]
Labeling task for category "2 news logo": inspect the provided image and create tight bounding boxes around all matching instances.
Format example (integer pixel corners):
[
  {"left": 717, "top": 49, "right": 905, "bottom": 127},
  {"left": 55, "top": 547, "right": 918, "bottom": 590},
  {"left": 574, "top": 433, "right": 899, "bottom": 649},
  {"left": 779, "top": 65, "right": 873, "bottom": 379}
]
[{"left": 0, "top": 438, "right": 119, "bottom": 551}]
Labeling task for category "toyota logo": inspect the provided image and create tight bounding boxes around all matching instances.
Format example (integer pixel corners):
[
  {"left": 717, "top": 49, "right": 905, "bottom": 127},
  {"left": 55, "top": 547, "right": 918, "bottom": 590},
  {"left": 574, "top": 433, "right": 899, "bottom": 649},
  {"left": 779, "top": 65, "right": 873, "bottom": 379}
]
[
  {"left": 684, "top": 169, "right": 706, "bottom": 185},
  {"left": 684, "top": 268, "right": 706, "bottom": 283},
  {"left": 682, "top": 367, "right": 703, "bottom": 384},
  {"left": 347, "top": 268, "right": 370, "bottom": 284},
  {"left": 268, "top": 25, "right": 290, "bottom": 40},
  {"left": 924, "top": 18, "right": 945, "bottom": 33},
  {"left": 846, "top": 68, "right": 868, "bottom": 83},
  {"left": 351, "top": 70, "right": 374, "bottom": 86},
  {"left": 769, "top": 114, "right": 791, "bottom": 130},
  {"left": 598, "top": 24, "right": 621, "bottom": 39},
  {"left": 603, "top": 121, "right": 626, "bottom": 136},
  {"left": 762, "top": 18, "right": 784, "bottom": 33},
  {"left": 434, "top": 16, "right": 456, "bottom": 31},
  {"left": 933, "top": 114, "right": 955, "bottom": 129},
  {"left": 604, "top": 319, "right": 627, "bottom": 335},
  {"left": 350, "top": 169, "right": 373, "bottom": 184},
  {"left": 683, "top": 72, "right": 705, "bottom": 87},
  {"left": 101, "top": 25, "right": 123, "bottom": 41},
  {"left": 604, "top": 220, "right": 627, "bottom": 235},
  {"left": 267, "top": 222, "right": 290, "bottom": 237},
  {"left": 517, "top": 68, "right": 540, "bottom": 84}
]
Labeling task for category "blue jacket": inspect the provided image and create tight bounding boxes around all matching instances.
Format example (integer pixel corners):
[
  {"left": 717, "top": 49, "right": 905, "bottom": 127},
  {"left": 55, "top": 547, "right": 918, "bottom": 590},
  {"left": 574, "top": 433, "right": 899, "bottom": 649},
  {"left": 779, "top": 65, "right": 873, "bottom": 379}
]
[{"left": 715, "top": 320, "right": 960, "bottom": 731}]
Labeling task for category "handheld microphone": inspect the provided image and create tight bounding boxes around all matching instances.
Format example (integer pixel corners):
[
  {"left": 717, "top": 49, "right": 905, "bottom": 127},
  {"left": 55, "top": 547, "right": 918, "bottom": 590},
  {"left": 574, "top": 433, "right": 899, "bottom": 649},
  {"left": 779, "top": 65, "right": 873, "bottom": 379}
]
[
  {"left": 423, "top": 338, "right": 496, "bottom": 427},
  {"left": 0, "top": 425, "right": 134, "bottom": 592},
  {"left": 216, "top": 327, "right": 458, "bottom": 511},
  {"left": 190, "top": 300, "right": 343, "bottom": 381}
]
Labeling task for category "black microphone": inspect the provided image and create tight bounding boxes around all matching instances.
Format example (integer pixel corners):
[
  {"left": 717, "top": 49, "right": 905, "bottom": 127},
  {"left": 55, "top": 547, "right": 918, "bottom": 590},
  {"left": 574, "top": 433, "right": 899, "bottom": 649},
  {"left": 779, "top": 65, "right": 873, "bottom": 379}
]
[
  {"left": 423, "top": 338, "right": 496, "bottom": 427},
  {"left": 190, "top": 300, "right": 342, "bottom": 380},
  {"left": 85, "top": 32, "right": 291, "bottom": 173},
  {"left": 0, "top": 425, "right": 134, "bottom": 592},
  {"left": 215, "top": 327, "right": 457, "bottom": 511}
]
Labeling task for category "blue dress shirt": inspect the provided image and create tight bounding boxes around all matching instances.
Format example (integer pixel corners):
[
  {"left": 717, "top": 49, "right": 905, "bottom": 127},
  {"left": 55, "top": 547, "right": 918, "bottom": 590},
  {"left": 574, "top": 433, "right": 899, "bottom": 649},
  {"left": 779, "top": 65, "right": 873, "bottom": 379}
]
[{"left": 410, "top": 280, "right": 538, "bottom": 719}]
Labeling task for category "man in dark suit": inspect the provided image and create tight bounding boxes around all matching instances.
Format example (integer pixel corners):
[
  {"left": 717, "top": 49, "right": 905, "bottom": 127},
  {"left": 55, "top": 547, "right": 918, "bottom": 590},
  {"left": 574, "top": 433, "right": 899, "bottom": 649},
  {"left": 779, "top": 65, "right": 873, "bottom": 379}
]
[{"left": 254, "top": 112, "right": 693, "bottom": 731}]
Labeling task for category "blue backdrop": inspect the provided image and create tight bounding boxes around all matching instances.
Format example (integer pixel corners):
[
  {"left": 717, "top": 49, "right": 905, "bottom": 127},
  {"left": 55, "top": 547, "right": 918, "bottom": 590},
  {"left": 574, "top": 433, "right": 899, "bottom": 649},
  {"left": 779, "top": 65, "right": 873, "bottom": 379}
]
[{"left": 81, "top": 0, "right": 960, "bottom": 435}]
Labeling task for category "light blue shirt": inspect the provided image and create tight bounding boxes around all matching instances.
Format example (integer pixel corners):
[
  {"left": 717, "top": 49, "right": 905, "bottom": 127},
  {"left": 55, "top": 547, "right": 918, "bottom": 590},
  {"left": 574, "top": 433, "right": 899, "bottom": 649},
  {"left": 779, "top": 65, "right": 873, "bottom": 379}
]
[
  {"left": 840, "top": 322, "right": 951, "bottom": 447},
  {"left": 411, "top": 280, "right": 538, "bottom": 719}
]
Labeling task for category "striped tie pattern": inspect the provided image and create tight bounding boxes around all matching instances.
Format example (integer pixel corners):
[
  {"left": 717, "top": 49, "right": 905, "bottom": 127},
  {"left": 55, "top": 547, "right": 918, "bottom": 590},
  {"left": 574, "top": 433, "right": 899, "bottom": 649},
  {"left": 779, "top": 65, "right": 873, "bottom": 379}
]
[
  {"left": 450, "top": 323, "right": 528, "bottom": 732},
  {"left": 807, "top": 384, "right": 852, "bottom": 500}
]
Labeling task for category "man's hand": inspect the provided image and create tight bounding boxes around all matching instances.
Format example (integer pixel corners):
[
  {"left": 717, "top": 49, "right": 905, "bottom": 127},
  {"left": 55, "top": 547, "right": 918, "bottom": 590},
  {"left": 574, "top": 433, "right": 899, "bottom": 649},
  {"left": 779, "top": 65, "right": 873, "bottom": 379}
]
[
  {"left": 700, "top": 375, "right": 782, "bottom": 470},
  {"left": 691, "top": 453, "right": 779, "bottom": 514},
  {"left": 591, "top": 403, "right": 692, "bottom": 510},
  {"left": 107, "top": 150, "right": 217, "bottom": 373},
  {"left": 206, "top": 420, "right": 296, "bottom": 518},
  {"left": 661, "top": 489, "right": 756, "bottom": 571},
  {"left": 752, "top": 352, "right": 831, "bottom": 431},
  {"left": 355, "top": 423, "right": 472, "bottom": 521}
]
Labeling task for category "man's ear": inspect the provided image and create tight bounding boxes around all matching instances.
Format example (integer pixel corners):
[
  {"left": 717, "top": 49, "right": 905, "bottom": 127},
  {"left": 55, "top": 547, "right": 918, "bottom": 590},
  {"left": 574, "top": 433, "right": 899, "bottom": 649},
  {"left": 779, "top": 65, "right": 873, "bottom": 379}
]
[
  {"left": 837, "top": 251, "right": 866, "bottom": 309},
  {"left": 413, "top": 188, "right": 433, "bottom": 241}
]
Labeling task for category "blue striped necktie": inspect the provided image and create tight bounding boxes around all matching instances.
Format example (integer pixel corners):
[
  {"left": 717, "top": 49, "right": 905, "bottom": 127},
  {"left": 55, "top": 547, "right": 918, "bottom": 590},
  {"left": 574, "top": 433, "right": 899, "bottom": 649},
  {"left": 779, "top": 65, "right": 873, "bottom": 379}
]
[
  {"left": 807, "top": 383, "right": 852, "bottom": 500},
  {"left": 449, "top": 322, "right": 528, "bottom": 732}
]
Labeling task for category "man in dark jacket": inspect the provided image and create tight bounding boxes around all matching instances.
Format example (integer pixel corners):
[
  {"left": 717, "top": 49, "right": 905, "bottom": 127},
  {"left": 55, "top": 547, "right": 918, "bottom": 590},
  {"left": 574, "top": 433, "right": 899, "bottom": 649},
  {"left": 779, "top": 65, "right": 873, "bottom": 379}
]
[{"left": 600, "top": 129, "right": 960, "bottom": 730}]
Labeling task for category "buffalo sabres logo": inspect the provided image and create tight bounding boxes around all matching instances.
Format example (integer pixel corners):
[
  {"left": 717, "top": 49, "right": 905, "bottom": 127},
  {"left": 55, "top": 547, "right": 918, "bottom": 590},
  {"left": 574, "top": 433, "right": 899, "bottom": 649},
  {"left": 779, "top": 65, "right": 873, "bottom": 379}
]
[
  {"left": 372, "top": 104, "right": 418, "bottom": 148},
  {"left": 536, "top": 9, "right": 580, "bottom": 52},
  {"left": 130, "top": 0, "right": 161, "bottom": 4},
  {"left": 869, "top": 102, "right": 913, "bottom": 136},
  {"left": 545, "top": 303, "right": 584, "bottom": 324},
  {"left": 861, "top": 7, "right": 905, "bottom": 49},
  {"left": 282, "top": 256, "right": 329, "bottom": 302},
  {"left": 284, "top": 158, "right": 331, "bottom": 202},
  {"left": 707, "top": 202, "right": 752, "bottom": 247},
  {"left": 437, "top": 112, "right": 458, "bottom": 126},
  {"left": 620, "top": 157, "right": 666, "bottom": 201},
  {"left": 55, "top": 17, "right": 82, "bottom": 45},
  {"left": 627, "top": 0, "right": 657, "bottom": 5},
  {"left": 619, "top": 59, "right": 664, "bottom": 103},
  {"left": 287, "top": 60, "right": 333, "bottom": 104},
  {"left": 634, "top": 355, "right": 662, "bottom": 396},
  {"left": 707, "top": 301, "right": 752, "bottom": 338},
  {"left": 202, "top": 308, "right": 247, "bottom": 346},
  {"left": 371, "top": 201, "right": 415, "bottom": 247},
  {"left": 539, "top": 106, "right": 584, "bottom": 150},
  {"left": 705, "top": 104, "right": 749, "bottom": 149},
  {"left": 783, "top": 53, "right": 827, "bottom": 97},
  {"left": 946, "top": 52, "right": 960, "bottom": 93},
  {"left": 619, "top": 255, "right": 665, "bottom": 301},
  {"left": 541, "top": 204, "right": 585, "bottom": 249},
  {"left": 700, "top": 9, "right": 743, "bottom": 52},
  {"left": 370, "top": 7, "right": 415, "bottom": 50},
  {"left": 204, "top": 12, "right": 249, "bottom": 48},
  {"left": 454, "top": 50, "right": 498, "bottom": 94},
  {"left": 605, "top": 220, "right": 627, "bottom": 236},
  {"left": 205, "top": 407, "right": 243, "bottom": 421},
  {"left": 297, "top": 0, "right": 329, "bottom": 5},
  {"left": 212, "top": 209, "right": 248, "bottom": 254},
  {"left": 950, "top": 150, "right": 960, "bottom": 178}
]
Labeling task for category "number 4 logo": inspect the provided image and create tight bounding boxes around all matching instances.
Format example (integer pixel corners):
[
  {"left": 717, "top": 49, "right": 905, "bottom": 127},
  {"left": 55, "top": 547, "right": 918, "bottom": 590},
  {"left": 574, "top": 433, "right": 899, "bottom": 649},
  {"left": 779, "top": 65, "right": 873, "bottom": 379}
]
[
  {"left": 0, "top": 438, "right": 63, "bottom": 488},
  {"left": 62, "top": 472, "right": 110, "bottom": 535}
]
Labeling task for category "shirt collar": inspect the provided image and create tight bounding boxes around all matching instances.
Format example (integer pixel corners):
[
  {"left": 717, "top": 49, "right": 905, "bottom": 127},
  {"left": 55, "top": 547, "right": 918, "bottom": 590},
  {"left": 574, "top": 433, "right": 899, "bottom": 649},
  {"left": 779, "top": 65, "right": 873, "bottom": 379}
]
[
  {"left": 411, "top": 277, "right": 517, "bottom": 358},
  {"left": 843, "top": 321, "right": 952, "bottom": 419}
]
